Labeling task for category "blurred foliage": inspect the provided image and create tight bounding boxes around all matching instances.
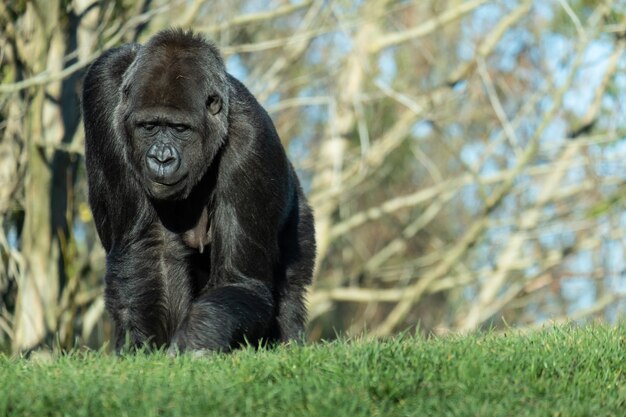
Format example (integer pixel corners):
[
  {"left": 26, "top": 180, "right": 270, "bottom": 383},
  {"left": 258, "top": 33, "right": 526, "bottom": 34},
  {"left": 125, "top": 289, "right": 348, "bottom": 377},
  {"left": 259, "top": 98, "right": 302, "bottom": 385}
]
[{"left": 0, "top": 0, "right": 625, "bottom": 353}]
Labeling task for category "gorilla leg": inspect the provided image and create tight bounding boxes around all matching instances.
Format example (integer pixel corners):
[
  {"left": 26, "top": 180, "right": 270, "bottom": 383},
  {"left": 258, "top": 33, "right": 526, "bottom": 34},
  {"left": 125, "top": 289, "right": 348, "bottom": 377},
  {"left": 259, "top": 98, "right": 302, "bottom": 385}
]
[
  {"left": 274, "top": 193, "right": 316, "bottom": 341},
  {"left": 169, "top": 281, "right": 274, "bottom": 353}
]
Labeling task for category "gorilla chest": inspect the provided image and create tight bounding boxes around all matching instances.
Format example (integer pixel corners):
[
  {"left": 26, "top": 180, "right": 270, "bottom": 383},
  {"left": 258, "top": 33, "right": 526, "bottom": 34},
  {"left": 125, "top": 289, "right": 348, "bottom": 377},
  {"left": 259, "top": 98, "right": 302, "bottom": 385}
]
[
  {"left": 147, "top": 203, "right": 213, "bottom": 297},
  {"left": 180, "top": 206, "right": 211, "bottom": 253},
  {"left": 155, "top": 226, "right": 212, "bottom": 298}
]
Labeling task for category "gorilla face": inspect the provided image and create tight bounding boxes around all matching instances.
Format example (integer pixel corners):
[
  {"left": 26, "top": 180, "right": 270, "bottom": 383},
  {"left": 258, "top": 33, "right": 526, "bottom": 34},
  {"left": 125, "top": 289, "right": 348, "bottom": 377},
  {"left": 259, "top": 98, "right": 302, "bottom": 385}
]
[{"left": 116, "top": 37, "right": 229, "bottom": 201}]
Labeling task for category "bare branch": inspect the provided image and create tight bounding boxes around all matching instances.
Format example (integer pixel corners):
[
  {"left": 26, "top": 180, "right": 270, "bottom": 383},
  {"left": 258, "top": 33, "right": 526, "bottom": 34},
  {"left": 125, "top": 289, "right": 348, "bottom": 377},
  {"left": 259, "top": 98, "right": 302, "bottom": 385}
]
[
  {"left": 371, "top": 29, "right": 594, "bottom": 336},
  {"left": 197, "top": 1, "right": 314, "bottom": 34},
  {"left": 0, "top": 4, "right": 177, "bottom": 94},
  {"left": 370, "top": 0, "right": 489, "bottom": 53}
]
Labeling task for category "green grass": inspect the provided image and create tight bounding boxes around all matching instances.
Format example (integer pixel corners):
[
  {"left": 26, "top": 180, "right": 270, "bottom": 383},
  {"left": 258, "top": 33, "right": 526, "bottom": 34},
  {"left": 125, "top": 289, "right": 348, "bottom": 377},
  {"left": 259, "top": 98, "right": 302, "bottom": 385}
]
[{"left": 1, "top": 325, "right": 624, "bottom": 417}]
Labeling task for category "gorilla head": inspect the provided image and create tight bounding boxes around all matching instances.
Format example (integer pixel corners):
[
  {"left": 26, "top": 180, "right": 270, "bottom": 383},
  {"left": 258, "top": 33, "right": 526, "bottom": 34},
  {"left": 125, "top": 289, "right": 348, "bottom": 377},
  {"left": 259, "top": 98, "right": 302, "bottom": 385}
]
[{"left": 115, "top": 31, "right": 230, "bottom": 200}]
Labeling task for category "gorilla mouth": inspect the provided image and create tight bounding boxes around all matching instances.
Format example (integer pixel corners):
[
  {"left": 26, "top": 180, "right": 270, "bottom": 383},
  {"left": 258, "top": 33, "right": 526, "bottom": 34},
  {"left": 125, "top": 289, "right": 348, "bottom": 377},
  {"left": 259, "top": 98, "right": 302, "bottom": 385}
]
[
  {"left": 153, "top": 174, "right": 187, "bottom": 187},
  {"left": 146, "top": 173, "right": 189, "bottom": 201}
]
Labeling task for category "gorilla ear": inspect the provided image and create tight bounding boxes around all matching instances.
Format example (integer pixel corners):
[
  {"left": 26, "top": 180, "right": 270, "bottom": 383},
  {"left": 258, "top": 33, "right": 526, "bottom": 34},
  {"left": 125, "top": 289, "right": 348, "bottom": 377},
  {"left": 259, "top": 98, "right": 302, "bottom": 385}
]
[{"left": 207, "top": 95, "right": 222, "bottom": 115}]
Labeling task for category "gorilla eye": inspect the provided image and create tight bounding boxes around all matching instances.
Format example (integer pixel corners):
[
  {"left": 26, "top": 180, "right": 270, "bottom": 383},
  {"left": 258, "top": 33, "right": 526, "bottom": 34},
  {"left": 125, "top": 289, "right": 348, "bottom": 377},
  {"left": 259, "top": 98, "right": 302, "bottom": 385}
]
[
  {"left": 173, "top": 124, "right": 189, "bottom": 133},
  {"left": 139, "top": 123, "right": 156, "bottom": 131}
]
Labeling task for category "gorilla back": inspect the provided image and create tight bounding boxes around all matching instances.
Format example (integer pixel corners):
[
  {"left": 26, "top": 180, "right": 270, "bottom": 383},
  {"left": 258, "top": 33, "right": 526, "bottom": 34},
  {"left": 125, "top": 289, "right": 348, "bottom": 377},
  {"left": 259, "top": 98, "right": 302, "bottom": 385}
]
[{"left": 82, "top": 29, "right": 315, "bottom": 353}]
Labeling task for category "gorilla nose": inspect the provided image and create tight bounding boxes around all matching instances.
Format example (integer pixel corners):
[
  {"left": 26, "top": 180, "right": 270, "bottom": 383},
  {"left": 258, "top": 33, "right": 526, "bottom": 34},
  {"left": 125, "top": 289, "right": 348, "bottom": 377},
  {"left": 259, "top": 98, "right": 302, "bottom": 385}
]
[{"left": 146, "top": 143, "right": 181, "bottom": 179}]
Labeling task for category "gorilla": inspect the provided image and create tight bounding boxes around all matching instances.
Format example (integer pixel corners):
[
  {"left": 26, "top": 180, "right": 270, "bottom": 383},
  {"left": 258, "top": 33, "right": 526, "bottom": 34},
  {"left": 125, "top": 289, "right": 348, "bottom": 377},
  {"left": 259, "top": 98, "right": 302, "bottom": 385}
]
[{"left": 81, "top": 29, "right": 315, "bottom": 353}]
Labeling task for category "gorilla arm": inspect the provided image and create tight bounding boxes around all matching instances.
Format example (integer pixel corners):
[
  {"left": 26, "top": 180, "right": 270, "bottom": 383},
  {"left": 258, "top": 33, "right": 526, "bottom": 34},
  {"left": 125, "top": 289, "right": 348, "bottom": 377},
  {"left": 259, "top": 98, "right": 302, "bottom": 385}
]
[
  {"left": 82, "top": 44, "right": 145, "bottom": 252},
  {"left": 170, "top": 193, "right": 282, "bottom": 352},
  {"left": 170, "top": 101, "right": 294, "bottom": 352}
]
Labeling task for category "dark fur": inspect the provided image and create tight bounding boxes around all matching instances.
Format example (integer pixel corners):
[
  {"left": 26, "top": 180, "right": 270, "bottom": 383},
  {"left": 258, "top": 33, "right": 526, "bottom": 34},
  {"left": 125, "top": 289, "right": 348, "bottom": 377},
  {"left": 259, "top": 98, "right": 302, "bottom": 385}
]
[{"left": 82, "top": 29, "right": 315, "bottom": 353}]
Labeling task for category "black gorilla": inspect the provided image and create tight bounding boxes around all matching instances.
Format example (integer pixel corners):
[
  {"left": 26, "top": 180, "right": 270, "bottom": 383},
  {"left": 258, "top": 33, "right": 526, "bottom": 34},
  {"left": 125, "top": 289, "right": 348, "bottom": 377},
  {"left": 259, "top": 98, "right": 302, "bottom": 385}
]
[{"left": 82, "top": 29, "right": 315, "bottom": 353}]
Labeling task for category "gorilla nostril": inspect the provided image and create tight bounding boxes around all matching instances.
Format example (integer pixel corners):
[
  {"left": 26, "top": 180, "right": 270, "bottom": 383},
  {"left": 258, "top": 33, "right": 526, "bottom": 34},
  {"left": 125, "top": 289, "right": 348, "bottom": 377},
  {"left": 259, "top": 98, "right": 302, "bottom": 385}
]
[
  {"left": 148, "top": 144, "right": 177, "bottom": 165},
  {"left": 156, "top": 154, "right": 175, "bottom": 165}
]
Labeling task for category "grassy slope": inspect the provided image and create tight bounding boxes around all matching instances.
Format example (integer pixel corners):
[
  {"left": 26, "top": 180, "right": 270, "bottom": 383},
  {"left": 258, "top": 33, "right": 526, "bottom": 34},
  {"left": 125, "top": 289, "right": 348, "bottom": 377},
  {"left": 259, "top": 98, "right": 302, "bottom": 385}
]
[{"left": 0, "top": 325, "right": 624, "bottom": 417}]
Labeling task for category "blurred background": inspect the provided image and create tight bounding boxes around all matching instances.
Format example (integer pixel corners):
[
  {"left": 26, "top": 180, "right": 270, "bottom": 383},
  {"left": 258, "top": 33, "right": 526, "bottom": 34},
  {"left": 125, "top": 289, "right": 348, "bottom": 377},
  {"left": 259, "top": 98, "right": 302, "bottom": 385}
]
[{"left": 0, "top": 0, "right": 624, "bottom": 353}]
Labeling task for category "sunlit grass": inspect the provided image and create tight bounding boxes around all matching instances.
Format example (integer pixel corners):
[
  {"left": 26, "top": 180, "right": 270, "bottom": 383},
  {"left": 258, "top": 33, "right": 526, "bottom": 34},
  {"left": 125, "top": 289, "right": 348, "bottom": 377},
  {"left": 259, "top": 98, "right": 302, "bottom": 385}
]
[{"left": 1, "top": 325, "right": 624, "bottom": 416}]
